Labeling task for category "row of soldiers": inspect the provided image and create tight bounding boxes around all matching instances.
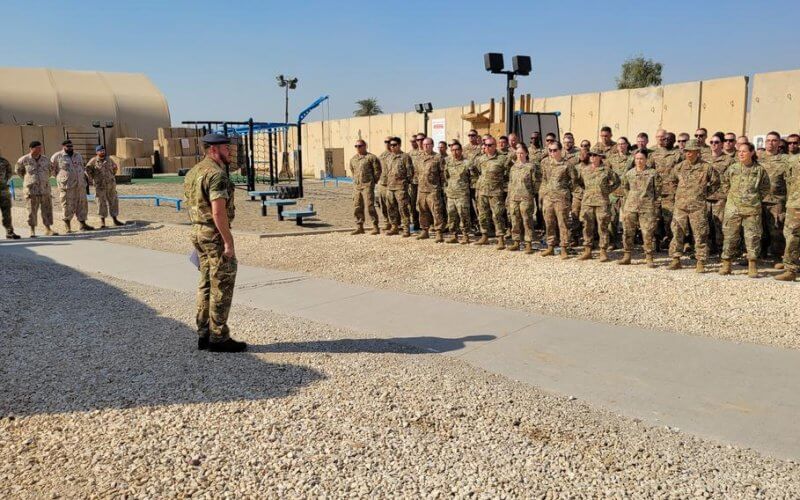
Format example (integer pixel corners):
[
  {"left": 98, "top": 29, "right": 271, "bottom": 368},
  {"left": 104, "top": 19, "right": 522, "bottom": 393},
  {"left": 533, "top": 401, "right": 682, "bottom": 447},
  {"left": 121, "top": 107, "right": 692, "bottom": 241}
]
[
  {"left": 347, "top": 127, "right": 799, "bottom": 282},
  {"left": 0, "top": 140, "right": 124, "bottom": 238}
]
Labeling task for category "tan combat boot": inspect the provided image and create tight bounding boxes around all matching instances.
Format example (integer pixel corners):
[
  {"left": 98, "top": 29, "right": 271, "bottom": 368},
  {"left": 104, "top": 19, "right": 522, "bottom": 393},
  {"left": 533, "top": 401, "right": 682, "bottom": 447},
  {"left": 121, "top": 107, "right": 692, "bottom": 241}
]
[
  {"left": 369, "top": 225, "right": 380, "bottom": 235},
  {"left": 64, "top": 220, "right": 73, "bottom": 234},
  {"left": 416, "top": 229, "right": 429, "bottom": 240},
  {"left": 44, "top": 226, "right": 57, "bottom": 236},
  {"left": 645, "top": 253, "right": 655, "bottom": 268},
  {"left": 775, "top": 270, "right": 797, "bottom": 282},
  {"left": 386, "top": 225, "right": 399, "bottom": 236},
  {"left": 774, "top": 262, "right": 785, "bottom": 270},
  {"left": 383, "top": 222, "right": 392, "bottom": 231},
  {"left": 541, "top": 245, "right": 555, "bottom": 256},
  {"left": 667, "top": 258, "right": 682, "bottom": 270},
  {"left": 599, "top": 249, "right": 609, "bottom": 262},
  {"left": 474, "top": 234, "right": 489, "bottom": 245},
  {"left": 446, "top": 234, "right": 458, "bottom": 244},
  {"left": 29, "top": 226, "right": 36, "bottom": 238},
  {"left": 559, "top": 247, "right": 570, "bottom": 260},
  {"left": 100, "top": 217, "right": 107, "bottom": 229},
  {"left": 617, "top": 252, "right": 631, "bottom": 265},
  {"left": 495, "top": 237, "right": 506, "bottom": 250},
  {"left": 401, "top": 227, "right": 411, "bottom": 238},
  {"left": 695, "top": 260, "right": 706, "bottom": 273},
  {"left": 507, "top": 241, "right": 519, "bottom": 251},
  {"left": 435, "top": 231, "right": 444, "bottom": 243},
  {"left": 718, "top": 259, "right": 732, "bottom": 275},
  {"left": 523, "top": 242, "right": 534, "bottom": 254},
  {"left": 460, "top": 233, "right": 470, "bottom": 245},
  {"left": 577, "top": 247, "right": 592, "bottom": 261},
  {"left": 350, "top": 224, "right": 364, "bottom": 235},
  {"left": 747, "top": 260, "right": 758, "bottom": 278}
]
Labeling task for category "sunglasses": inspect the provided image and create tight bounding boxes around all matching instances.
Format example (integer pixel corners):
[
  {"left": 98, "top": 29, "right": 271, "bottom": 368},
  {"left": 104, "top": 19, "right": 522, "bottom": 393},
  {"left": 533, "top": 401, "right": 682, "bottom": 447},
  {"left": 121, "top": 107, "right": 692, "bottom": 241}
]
[
  {"left": 484, "top": 143, "right": 496, "bottom": 147},
  {"left": 724, "top": 138, "right": 736, "bottom": 142},
  {"left": 695, "top": 134, "right": 706, "bottom": 138},
  {"left": 548, "top": 148, "right": 559, "bottom": 152},
  {"left": 710, "top": 141, "right": 721, "bottom": 144},
  {"left": 389, "top": 143, "right": 399, "bottom": 146},
  {"left": 545, "top": 138, "right": 554, "bottom": 142},
  {"left": 788, "top": 141, "right": 800, "bottom": 146},
  {"left": 468, "top": 133, "right": 477, "bottom": 137},
  {"left": 677, "top": 139, "right": 687, "bottom": 143},
  {"left": 354, "top": 144, "right": 365, "bottom": 147}
]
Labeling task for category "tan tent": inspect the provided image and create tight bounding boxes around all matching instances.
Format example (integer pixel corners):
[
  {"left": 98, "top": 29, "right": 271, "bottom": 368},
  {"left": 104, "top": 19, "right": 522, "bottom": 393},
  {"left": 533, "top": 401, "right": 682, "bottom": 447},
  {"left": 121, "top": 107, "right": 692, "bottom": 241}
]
[{"left": 0, "top": 67, "right": 170, "bottom": 155}]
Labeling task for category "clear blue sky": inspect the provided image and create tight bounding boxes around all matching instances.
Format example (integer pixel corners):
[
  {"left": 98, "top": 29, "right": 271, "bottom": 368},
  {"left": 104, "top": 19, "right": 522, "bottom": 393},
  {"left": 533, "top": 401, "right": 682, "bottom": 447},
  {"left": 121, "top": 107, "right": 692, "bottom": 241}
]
[{"left": 5, "top": 0, "right": 799, "bottom": 125}]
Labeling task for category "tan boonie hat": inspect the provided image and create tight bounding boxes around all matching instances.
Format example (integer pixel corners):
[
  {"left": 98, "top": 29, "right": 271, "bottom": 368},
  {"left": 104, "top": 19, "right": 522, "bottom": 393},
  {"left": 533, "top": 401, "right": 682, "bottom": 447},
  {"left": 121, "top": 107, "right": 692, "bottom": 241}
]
[{"left": 684, "top": 139, "right": 702, "bottom": 151}]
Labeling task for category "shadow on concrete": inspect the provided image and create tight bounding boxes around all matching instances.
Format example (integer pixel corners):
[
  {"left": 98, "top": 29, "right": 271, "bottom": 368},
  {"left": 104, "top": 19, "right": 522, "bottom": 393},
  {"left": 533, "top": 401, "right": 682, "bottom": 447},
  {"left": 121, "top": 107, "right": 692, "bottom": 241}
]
[
  {"left": 251, "top": 334, "right": 496, "bottom": 355},
  {"left": 0, "top": 243, "right": 325, "bottom": 417},
  {"left": 0, "top": 221, "right": 161, "bottom": 245}
]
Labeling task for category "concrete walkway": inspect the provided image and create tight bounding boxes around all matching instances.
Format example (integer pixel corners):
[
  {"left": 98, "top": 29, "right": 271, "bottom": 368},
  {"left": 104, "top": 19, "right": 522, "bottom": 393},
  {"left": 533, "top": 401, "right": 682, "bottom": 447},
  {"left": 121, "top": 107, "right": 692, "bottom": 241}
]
[{"left": 3, "top": 231, "right": 800, "bottom": 460}]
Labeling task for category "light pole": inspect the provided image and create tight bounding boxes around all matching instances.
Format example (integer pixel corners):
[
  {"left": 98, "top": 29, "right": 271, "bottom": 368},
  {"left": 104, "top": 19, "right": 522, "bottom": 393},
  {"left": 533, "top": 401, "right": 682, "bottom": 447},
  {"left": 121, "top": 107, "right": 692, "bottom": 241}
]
[
  {"left": 276, "top": 74, "right": 298, "bottom": 178},
  {"left": 414, "top": 102, "right": 433, "bottom": 136},
  {"left": 483, "top": 53, "right": 531, "bottom": 134},
  {"left": 91, "top": 120, "right": 114, "bottom": 150}
]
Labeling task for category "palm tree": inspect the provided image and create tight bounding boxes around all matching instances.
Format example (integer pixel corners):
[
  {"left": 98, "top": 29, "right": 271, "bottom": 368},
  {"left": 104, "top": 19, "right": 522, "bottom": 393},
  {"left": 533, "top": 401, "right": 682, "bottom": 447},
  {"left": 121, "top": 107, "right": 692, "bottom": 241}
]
[{"left": 353, "top": 98, "right": 383, "bottom": 117}]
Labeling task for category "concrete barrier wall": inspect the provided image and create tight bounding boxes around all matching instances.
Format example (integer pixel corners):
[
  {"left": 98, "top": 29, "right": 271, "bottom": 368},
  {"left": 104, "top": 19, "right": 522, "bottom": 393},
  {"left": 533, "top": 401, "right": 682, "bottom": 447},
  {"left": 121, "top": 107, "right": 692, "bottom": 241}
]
[{"left": 749, "top": 69, "right": 800, "bottom": 137}]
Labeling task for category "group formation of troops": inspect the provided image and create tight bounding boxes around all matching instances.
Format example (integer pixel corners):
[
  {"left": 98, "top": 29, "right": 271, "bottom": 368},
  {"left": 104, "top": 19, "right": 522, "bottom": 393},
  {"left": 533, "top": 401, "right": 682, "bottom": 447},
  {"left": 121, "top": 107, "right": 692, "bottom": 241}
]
[
  {"left": 0, "top": 140, "right": 124, "bottom": 238},
  {"left": 348, "top": 127, "right": 800, "bottom": 281}
]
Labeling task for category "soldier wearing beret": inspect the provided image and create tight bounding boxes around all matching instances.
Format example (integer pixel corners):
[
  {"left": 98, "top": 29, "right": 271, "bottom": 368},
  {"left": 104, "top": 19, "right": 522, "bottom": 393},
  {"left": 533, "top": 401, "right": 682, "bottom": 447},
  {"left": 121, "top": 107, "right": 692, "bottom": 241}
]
[
  {"left": 86, "top": 145, "right": 124, "bottom": 228},
  {"left": 51, "top": 139, "right": 93, "bottom": 233},
  {"left": 15, "top": 141, "right": 56, "bottom": 237}
]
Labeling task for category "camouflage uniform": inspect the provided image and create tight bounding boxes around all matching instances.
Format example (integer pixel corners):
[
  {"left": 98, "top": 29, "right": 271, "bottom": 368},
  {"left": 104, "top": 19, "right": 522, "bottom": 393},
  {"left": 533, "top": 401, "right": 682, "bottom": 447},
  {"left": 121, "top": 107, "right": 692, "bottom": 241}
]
[
  {"left": 651, "top": 146, "right": 682, "bottom": 245},
  {"left": 591, "top": 141, "right": 615, "bottom": 156},
  {"left": 563, "top": 148, "right": 583, "bottom": 245},
  {"left": 700, "top": 145, "right": 713, "bottom": 162},
  {"left": 541, "top": 158, "right": 578, "bottom": 248},
  {"left": 86, "top": 156, "right": 120, "bottom": 218},
  {"left": 606, "top": 152, "right": 634, "bottom": 245},
  {"left": 667, "top": 157, "right": 721, "bottom": 261},
  {"left": 444, "top": 156, "right": 477, "bottom": 235},
  {"left": 15, "top": 153, "right": 54, "bottom": 228},
  {"left": 758, "top": 152, "right": 789, "bottom": 259},
  {"left": 184, "top": 157, "right": 237, "bottom": 342},
  {"left": 348, "top": 152, "right": 382, "bottom": 228},
  {"left": 384, "top": 151, "right": 414, "bottom": 231},
  {"left": 720, "top": 161, "right": 771, "bottom": 260},
  {"left": 506, "top": 161, "right": 540, "bottom": 243},
  {"left": 620, "top": 167, "right": 662, "bottom": 255},
  {"left": 408, "top": 149, "right": 422, "bottom": 228},
  {"left": 51, "top": 150, "right": 89, "bottom": 223},
  {"left": 0, "top": 157, "right": 14, "bottom": 235},
  {"left": 377, "top": 150, "right": 392, "bottom": 226},
  {"left": 415, "top": 152, "right": 446, "bottom": 233},
  {"left": 782, "top": 158, "right": 800, "bottom": 272},
  {"left": 577, "top": 163, "right": 621, "bottom": 250},
  {"left": 463, "top": 143, "right": 482, "bottom": 230},
  {"left": 705, "top": 152, "right": 735, "bottom": 253},
  {"left": 476, "top": 152, "right": 509, "bottom": 236}
]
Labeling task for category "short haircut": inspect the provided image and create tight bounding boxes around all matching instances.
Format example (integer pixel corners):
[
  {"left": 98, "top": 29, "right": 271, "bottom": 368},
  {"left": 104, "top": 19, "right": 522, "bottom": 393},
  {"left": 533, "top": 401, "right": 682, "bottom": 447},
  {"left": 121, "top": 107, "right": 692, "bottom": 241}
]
[
  {"left": 637, "top": 132, "right": 649, "bottom": 140},
  {"left": 678, "top": 132, "right": 690, "bottom": 139},
  {"left": 600, "top": 126, "right": 612, "bottom": 134},
  {"left": 29, "top": 140, "right": 42, "bottom": 148},
  {"left": 468, "top": 129, "right": 478, "bottom": 134},
  {"left": 667, "top": 132, "right": 676, "bottom": 141},
  {"left": 767, "top": 131, "right": 781, "bottom": 139},
  {"left": 391, "top": 137, "right": 402, "bottom": 145},
  {"left": 618, "top": 136, "right": 630, "bottom": 145},
  {"left": 438, "top": 141, "right": 447, "bottom": 146},
  {"left": 499, "top": 135, "right": 508, "bottom": 141},
  {"left": 697, "top": 127, "right": 708, "bottom": 134},
  {"left": 725, "top": 132, "right": 736, "bottom": 138},
  {"left": 788, "top": 133, "right": 800, "bottom": 140},
  {"left": 450, "top": 141, "right": 462, "bottom": 148},
  {"left": 545, "top": 132, "right": 556, "bottom": 139},
  {"left": 416, "top": 132, "right": 427, "bottom": 138},
  {"left": 563, "top": 132, "right": 574, "bottom": 138}
]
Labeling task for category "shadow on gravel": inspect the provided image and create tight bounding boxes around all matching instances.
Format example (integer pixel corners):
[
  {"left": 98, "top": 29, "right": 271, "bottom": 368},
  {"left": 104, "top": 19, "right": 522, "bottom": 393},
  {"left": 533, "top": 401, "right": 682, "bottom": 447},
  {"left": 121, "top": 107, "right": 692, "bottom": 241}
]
[
  {"left": 251, "top": 334, "right": 496, "bottom": 354},
  {"left": 0, "top": 244, "right": 325, "bottom": 418},
  {"left": 0, "top": 221, "right": 161, "bottom": 245}
]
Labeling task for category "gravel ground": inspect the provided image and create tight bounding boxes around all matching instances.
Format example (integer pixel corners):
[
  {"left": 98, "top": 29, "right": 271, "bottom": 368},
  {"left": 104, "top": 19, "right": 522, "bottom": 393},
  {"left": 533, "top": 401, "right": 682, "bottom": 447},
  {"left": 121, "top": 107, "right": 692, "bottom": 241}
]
[{"left": 2, "top": 254, "right": 800, "bottom": 498}]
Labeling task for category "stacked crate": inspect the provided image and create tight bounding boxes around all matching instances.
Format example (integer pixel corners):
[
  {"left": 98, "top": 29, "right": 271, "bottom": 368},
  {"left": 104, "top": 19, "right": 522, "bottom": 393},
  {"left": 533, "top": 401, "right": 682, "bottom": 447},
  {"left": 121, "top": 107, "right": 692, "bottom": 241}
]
[{"left": 155, "top": 127, "right": 203, "bottom": 173}]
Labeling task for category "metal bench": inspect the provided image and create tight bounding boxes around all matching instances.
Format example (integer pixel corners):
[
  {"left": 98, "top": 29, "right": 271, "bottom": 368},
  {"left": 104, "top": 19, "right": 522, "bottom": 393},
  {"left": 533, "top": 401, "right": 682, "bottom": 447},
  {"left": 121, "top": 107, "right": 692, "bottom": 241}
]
[
  {"left": 87, "top": 193, "right": 182, "bottom": 211},
  {"left": 248, "top": 189, "right": 279, "bottom": 202},
  {"left": 263, "top": 199, "right": 297, "bottom": 219},
  {"left": 321, "top": 176, "right": 353, "bottom": 188},
  {"left": 283, "top": 208, "right": 317, "bottom": 226}
]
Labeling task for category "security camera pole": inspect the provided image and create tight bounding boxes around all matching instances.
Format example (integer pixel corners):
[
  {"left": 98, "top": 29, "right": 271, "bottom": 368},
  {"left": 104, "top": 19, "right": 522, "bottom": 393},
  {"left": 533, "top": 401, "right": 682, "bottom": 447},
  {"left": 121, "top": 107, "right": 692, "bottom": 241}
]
[
  {"left": 414, "top": 102, "right": 434, "bottom": 136},
  {"left": 483, "top": 53, "right": 531, "bottom": 134}
]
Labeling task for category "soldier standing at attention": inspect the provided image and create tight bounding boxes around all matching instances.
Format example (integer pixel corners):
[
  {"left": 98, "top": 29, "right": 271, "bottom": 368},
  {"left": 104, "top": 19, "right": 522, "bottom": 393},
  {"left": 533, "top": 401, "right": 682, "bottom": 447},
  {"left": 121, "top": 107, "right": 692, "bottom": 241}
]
[
  {"left": 651, "top": 132, "right": 682, "bottom": 249},
  {"left": 415, "top": 138, "right": 446, "bottom": 242},
  {"left": 540, "top": 141, "right": 578, "bottom": 259},
  {"left": 705, "top": 133, "right": 734, "bottom": 256},
  {"left": 86, "top": 145, "right": 124, "bottom": 228},
  {"left": 0, "top": 152, "right": 19, "bottom": 239},
  {"left": 383, "top": 138, "right": 414, "bottom": 237},
  {"left": 619, "top": 150, "right": 662, "bottom": 267},
  {"left": 759, "top": 131, "right": 789, "bottom": 264},
  {"left": 506, "top": 142, "right": 539, "bottom": 254},
  {"left": 51, "top": 139, "right": 93, "bottom": 233},
  {"left": 463, "top": 130, "right": 482, "bottom": 234},
  {"left": 377, "top": 136, "right": 393, "bottom": 231},
  {"left": 576, "top": 151, "right": 620, "bottom": 262},
  {"left": 444, "top": 141, "right": 477, "bottom": 244},
  {"left": 666, "top": 139, "right": 721, "bottom": 272},
  {"left": 776, "top": 142, "right": 800, "bottom": 281},
  {"left": 474, "top": 137, "right": 509, "bottom": 249},
  {"left": 15, "top": 141, "right": 56, "bottom": 237},
  {"left": 348, "top": 140, "right": 382, "bottom": 235},
  {"left": 606, "top": 137, "right": 634, "bottom": 249},
  {"left": 408, "top": 133, "right": 426, "bottom": 230},
  {"left": 695, "top": 128, "right": 712, "bottom": 161},
  {"left": 184, "top": 133, "right": 246, "bottom": 353},
  {"left": 718, "top": 142, "right": 771, "bottom": 278},
  {"left": 591, "top": 126, "right": 615, "bottom": 156}
]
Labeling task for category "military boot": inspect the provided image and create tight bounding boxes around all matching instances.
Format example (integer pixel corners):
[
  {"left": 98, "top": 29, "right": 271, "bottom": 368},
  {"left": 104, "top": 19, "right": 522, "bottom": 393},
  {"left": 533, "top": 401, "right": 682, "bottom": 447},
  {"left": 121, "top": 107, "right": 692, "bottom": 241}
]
[
  {"left": 350, "top": 224, "right": 365, "bottom": 235},
  {"left": 401, "top": 227, "right": 411, "bottom": 238},
  {"left": 667, "top": 258, "right": 682, "bottom": 270},
  {"left": 208, "top": 337, "right": 248, "bottom": 353},
  {"left": 774, "top": 262, "right": 785, "bottom": 270},
  {"left": 446, "top": 234, "right": 458, "bottom": 244},
  {"left": 775, "top": 270, "right": 797, "bottom": 282},
  {"left": 64, "top": 220, "right": 74, "bottom": 233},
  {"left": 369, "top": 225, "right": 380, "bottom": 235},
  {"left": 599, "top": 249, "right": 610, "bottom": 262},
  {"left": 507, "top": 241, "right": 519, "bottom": 251},
  {"left": 6, "top": 230, "right": 20, "bottom": 239},
  {"left": 460, "top": 233, "right": 471, "bottom": 245},
  {"left": 541, "top": 245, "right": 555, "bottom": 256},
  {"left": 44, "top": 226, "right": 57, "bottom": 236},
  {"left": 577, "top": 247, "right": 592, "bottom": 261},
  {"left": 383, "top": 222, "right": 392, "bottom": 231},
  {"left": 718, "top": 259, "right": 732, "bottom": 275},
  {"left": 695, "top": 260, "right": 706, "bottom": 273},
  {"left": 559, "top": 247, "right": 570, "bottom": 260},
  {"left": 29, "top": 226, "right": 36, "bottom": 238},
  {"left": 79, "top": 221, "right": 95, "bottom": 231},
  {"left": 645, "top": 253, "right": 656, "bottom": 268},
  {"left": 434, "top": 231, "right": 444, "bottom": 243},
  {"left": 495, "top": 237, "right": 506, "bottom": 250},
  {"left": 112, "top": 217, "right": 125, "bottom": 227},
  {"left": 747, "top": 260, "right": 758, "bottom": 278},
  {"left": 617, "top": 252, "right": 631, "bottom": 265},
  {"left": 198, "top": 335, "right": 210, "bottom": 351},
  {"left": 523, "top": 242, "right": 534, "bottom": 254},
  {"left": 474, "top": 234, "right": 489, "bottom": 245},
  {"left": 386, "top": 225, "right": 399, "bottom": 236},
  {"left": 99, "top": 217, "right": 107, "bottom": 229},
  {"left": 416, "top": 229, "right": 429, "bottom": 240}
]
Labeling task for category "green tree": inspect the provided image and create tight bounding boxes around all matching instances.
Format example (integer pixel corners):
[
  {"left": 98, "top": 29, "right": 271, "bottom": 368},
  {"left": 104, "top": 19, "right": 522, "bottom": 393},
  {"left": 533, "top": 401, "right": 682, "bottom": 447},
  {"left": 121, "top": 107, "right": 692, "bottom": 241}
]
[
  {"left": 353, "top": 98, "right": 383, "bottom": 117},
  {"left": 616, "top": 56, "right": 663, "bottom": 89}
]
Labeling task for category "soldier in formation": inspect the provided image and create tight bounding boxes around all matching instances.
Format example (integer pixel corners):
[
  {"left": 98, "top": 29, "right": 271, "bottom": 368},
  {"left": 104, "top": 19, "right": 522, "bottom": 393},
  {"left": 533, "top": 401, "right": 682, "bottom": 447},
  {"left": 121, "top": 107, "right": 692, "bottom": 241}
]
[
  {"left": 0, "top": 152, "right": 19, "bottom": 239},
  {"left": 51, "top": 139, "right": 93, "bottom": 233},
  {"left": 15, "top": 141, "right": 56, "bottom": 237},
  {"left": 348, "top": 140, "right": 382, "bottom": 235},
  {"left": 86, "top": 145, "right": 124, "bottom": 228}
]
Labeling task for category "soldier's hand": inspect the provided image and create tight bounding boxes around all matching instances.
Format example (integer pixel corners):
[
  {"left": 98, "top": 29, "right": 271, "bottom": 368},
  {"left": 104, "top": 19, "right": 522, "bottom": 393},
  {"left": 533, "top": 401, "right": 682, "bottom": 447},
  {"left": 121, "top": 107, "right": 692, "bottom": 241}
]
[{"left": 223, "top": 244, "right": 236, "bottom": 260}]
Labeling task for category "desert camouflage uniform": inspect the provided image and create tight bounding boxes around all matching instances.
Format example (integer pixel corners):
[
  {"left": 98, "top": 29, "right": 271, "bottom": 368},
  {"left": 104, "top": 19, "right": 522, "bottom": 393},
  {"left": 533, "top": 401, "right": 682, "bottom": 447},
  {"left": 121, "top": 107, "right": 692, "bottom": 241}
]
[
  {"left": 348, "top": 152, "right": 382, "bottom": 228},
  {"left": 476, "top": 152, "right": 509, "bottom": 236},
  {"left": 0, "top": 157, "right": 14, "bottom": 235},
  {"left": 506, "top": 161, "right": 540, "bottom": 243},
  {"left": 591, "top": 141, "right": 615, "bottom": 156},
  {"left": 463, "top": 143, "right": 482, "bottom": 230},
  {"left": 667, "top": 158, "right": 721, "bottom": 261},
  {"left": 576, "top": 163, "right": 620, "bottom": 250},
  {"left": 782, "top": 157, "right": 800, "bottom": 272},
  {"left": 377, "top": 150, "right": 392, "bottom": 225},
  {"left": 86, "top": 156, "right": 120, "bottom": 218},
  {"left": 705, "top": 152, "right": 735, "bottom": 253},
  {"left": 700, "top": 145, "right": 713, "bottom": 162},
  {"left": 384, "top": 151, "right": 414, "bottom": 231},
  {"left": 541, "top": 158, "right": 578, "bottom": 248},
  {"left": 408, "top": 149, "right": 422, "bottom": 228},
  {"left": 184, "top": 157, "right": 237, "bottom": 342},
  {"left": 51, "top": 150, "right": 89, "bottom": 223},
  {"left": 758, "top": 152, "right": 789, "bottom": 259},
  {"left": 606, "top": 152, "right": 634, "bottom": 244},
  {"left": 620, "top": 167, "right": 662, "bottom": 255},
  {"left": 651, "top": 146, "right": 682, "bottom": 244},
  {"left": 720, "top": 161, "right": 771, "bottom": 260},
  {"left": 15, "top": 153, "right": 54, "bottom": 228},
  {"left": 415, "top": 152, "right": 446, "bottom": 232},
  {"left": 444, "top": 156, "right": 477, "bottom": 235}
]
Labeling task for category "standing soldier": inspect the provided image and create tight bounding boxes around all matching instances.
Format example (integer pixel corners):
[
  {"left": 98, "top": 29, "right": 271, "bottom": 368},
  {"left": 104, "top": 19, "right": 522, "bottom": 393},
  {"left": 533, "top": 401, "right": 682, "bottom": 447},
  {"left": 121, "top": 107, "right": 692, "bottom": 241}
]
[
  {"left": 776, "top": 146, "right": 800, "bottom": 281},
  {"left": 651, "top": 132, "right": 682, "bottom": 249},
  {"left": 348, "top": 140, "right": 382, "bottom": 235},
  {"left": 474, "top": 137, "right": 509, "bottom": 249},
  {"left": 576, "top": 151, "right": 620, "bottom": 262},
  {"left": 51, "top": 139, "right": 93, "bottom": 233},
  {"left": 408, "top": 133, "right": 426, "bottom": 230},
  {"left": 506, "top": 143, "right": 539, "bottom": 254},
  {"left": 15, "top": 141, "right": 56, "bottom": 237},
  {"left": 606, "top": 137, "right": 634, "bottom": 249},
  {"left": 619, "top": 150, "right": 662, "bottom": 267},
  {"left": 377, "top": 136, "right": 393, "bottom": 231},
  {"left": 383, "top": 137, "right": 414, "bottom": 237},
  {"left": 444, "top": 141, "right": 477, "bottom": 244},
  {"left": 666, "top": 139, "right": 721, "bottom": 272},
  {"left": 724, "top": 132, "right": 739, "bottom": 157},
  {"left": 718, "top": 142, "right": 771, "bottom": 278},
  {"left": 184, "top": 133, "right": 246, "bottom": 353},
  {"left": 591, "top": 126, "right": 616, "bottom": 156},
  {"left": 0, "top": 152, "right": 20, "bottom": 239},
  {"left": 759, "top": 131, "right": 789, "bottom": 264},
  {"left": 705, "top": 134, "right": 735, "bottom": 255},
  {"left": 463, "top": 129, "right": 483, "bottom": 232},
  {"left": 694, "top": 128, "right": 713, "bottom": 161},
  {"left": 415, "top": 138, "right": 446, "bottom": 242},
  {"left": 86, "top": 145, "right": 124, "bottom": 228},
  {"left": 562, "top": 132, "right": 583, "bottom": 247},
  {"left": 540, "top": 141, "right": 578, "bottom": 258}
]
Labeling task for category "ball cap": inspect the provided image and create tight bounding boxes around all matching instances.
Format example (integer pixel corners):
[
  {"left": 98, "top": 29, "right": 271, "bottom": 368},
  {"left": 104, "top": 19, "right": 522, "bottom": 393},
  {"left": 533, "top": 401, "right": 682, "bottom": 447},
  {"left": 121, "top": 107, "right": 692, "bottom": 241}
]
[
  {"left": 201, "top": 133, "right": 231, "bottom": 145},
  {"left": 684, "top": 139, "right": 702, "bottom": 151},
  {"left": 95, "top": 145, "right": 105, "bottom": 152},
  {"left": 61, "top": 139, "right": 73, "bottom": 146}
]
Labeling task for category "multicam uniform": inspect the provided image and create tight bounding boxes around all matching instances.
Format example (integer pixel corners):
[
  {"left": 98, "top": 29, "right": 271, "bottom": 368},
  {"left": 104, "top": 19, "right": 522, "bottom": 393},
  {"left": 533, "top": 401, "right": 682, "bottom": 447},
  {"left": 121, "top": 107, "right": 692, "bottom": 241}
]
[
  {"left": 720, "top": 161, "right": 771, "bottom": 261},
  {"left": 377, "top": 150, "right": 392, "bottom": 227},
  {"left": 667, "top": 158, "right": 721, "bottom": 261},
  {"left": 184, "top": 156, "right": 237, "bottom": 342},
  {"left": 50, "top": 150, "right": 89, "bottom": 223},
  {"left": 620, "top": 166, "right": 662, "bottom": 256},
  {"left": 506, "top": 161, "right": 540, "bottom": 243},
  {"left": 650, "top": 146, "right": 682, "bottom": 244},
  {"left": 444, "top": 155, "right": 477, "bottom": 236},
  {"left": 408, "top": 149, "right": 422, "bottom": 228},
  {"left": 541, "top": 158, "right": 578, "bottom": 249},
  {"left": 415, "top": 152, "right": 446, "bottom": 234},
  {"left": 758, "top": 152, "right": 789, "bottom": 259},
  {"left": 576, "top": 163, "right": 620, "bottom": 251},
  {"left": 705, "top": 152, "right": 735, "bottom": 252},
  {"left": 476, "top": 152, "right": 509, "bottom": 237},
  {"left": 384, "top": 151, "right": 414, "bottom": 232},
  {"left": 782, "top": 157, "right": 800, "bottom": 273},
  {"left": 348, "top": 152, "right": 382, "bottom": 228},
  {"left": 606, "top": 151, "right": 634, "bottom": 245},
  {"left": 15, "top": 153, "right": 54, "bottom": 229},
  {"left": 0, "top": 157, "right": 14, "bottom": 235},
  {"left": 85, "top": 156, "right": 120, "bottom": 219}
]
